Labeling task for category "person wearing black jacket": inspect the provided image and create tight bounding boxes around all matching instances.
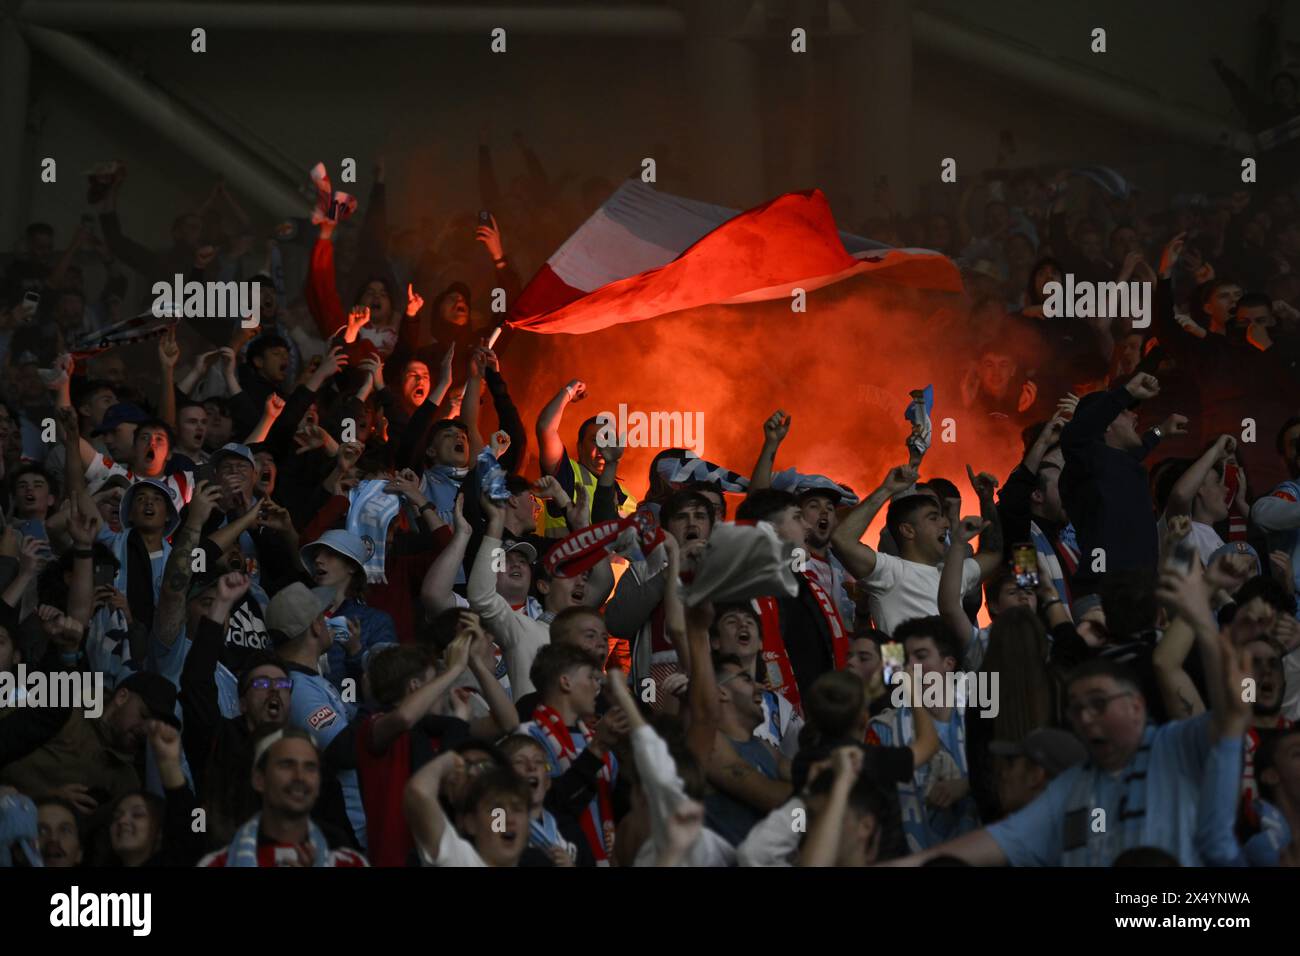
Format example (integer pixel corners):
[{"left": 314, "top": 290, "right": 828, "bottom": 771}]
[
  {"left": 1059, "top": 373, "right": 1187, "bottom": 595},
  {"left": 998, "top": 413, "right": 1078, "bottom": 603},
  {"left": 177, "top": 570, "right": 355, "bottom": 850}
]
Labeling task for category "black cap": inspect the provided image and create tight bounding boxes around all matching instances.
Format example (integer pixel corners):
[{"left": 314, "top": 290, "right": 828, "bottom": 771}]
[{"left": 117, "top": 672, "right": 180, "bottom": 727}]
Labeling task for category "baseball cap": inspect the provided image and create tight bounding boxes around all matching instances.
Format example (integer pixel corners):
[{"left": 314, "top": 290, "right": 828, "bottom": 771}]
[
  {"left": 117, "top": 672, "right": 181, "bottom": 728},
  {"left": 989, "top": 728, "right": 1088, "bottom": 777},
  {"left": 300, "top": 529, "right": 370, "bottom": 573},
  {"left": 502, "top": 538, "right": 538, "bottom": 563},
  {"left": 119, "top": 478, "right": 181, "bottom": 536},
  {"left": 265, "top": 583, "right": 335, "bottom": 646},
  {"left": 795, "top": 485, "right": 846, "bottom": 506},
  {"left": 91, "top": 403, "right": 148, "bottom": 436},
  {"left": 1207, "top": 541, "right": 1261, "bottom": 577},
  {"left": 1071, "top": 592, "right": 1104, "bottom": 622},
  {"left": 211, "top": 442, "right": 256, "bottom": 470}
]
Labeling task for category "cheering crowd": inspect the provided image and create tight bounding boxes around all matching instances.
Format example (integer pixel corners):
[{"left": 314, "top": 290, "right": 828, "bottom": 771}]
[{"left": 1, "top": 135, "right": 1299, "bottom": 869}]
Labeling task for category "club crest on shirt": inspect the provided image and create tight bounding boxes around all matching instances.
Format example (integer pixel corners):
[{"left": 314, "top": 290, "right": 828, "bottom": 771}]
[{"left": 308, "top": 705, "right": 338, "bottom": 730}]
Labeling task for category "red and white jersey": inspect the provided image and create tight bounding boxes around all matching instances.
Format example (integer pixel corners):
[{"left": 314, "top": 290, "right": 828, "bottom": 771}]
[
  {"left": 198, "top": 843, "right": 369, "bottom": 867},
  {"left": 85, "top": 453, "right": 194, "bottom": 509}
]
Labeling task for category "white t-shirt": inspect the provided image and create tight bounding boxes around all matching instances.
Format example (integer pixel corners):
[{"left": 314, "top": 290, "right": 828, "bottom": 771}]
[
  {"left": 1155, "top": 516, "right": 1224, "bottom": 567},
  {"left": 418, "top": 826, "right": 487, "bottom": 867},
  {"left": 861, "top": 552, "right": 981, "bottom": 637}
]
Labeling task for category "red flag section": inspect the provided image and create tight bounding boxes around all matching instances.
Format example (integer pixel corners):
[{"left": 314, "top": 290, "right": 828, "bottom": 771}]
[{"left": 509, "top": 182, "right": 963, "bottom": 335}]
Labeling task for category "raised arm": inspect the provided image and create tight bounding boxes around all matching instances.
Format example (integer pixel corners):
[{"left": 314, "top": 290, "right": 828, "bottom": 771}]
[
  {"left": 1165, "top": 435, "right": 1234, "bottom": 519},
  {"left": 464, "top": 617, "right": 521, "bottom": 738},
  {"left": 748, "top": 410, "right": 790, "bottom": 492},
  {"left": 157, "top": 328, "right": 180, "bottom": 429},
  {"left": 966, "top": 465, "right": 1005, "bottom": 580},
  {"left": 369, "top": 631, "right": 471, "bottom": 755},
  {"left": 535, "top": 380, "right": 586, "bottom": 477},
  {"left": 421, "top": 496, "right": 471, "bottom": 614},
  {"left": 1022, "top": 399, "right": 1073, "bottom": 475},
  {"left": 404, "top": 750, "right": 462, "bottom": 860},
  {"left": 461, "top": 348, "right": 489, "bottom": 456},
  {"left": 1062, "top": 375, "right": 1148, "bottom": 454},
  {"left": 661, "top": 535, "right": 689, "bottom": 675},
  {"left": 1155, "top": 562, "right": 1225, "bottom": 720},
  {"left": 829, "top": 465, "right": 917, "bottom": 580},
  {"left": 243, "top": 392, "right": 286, "bottom": 445},
  {"left": 798, "top": 746, "right": 863, "bottom": 867},
  {"left": 64, "top": 492, "right": 102, "bottom": 630},
  {"left": 939, "top": 511, "right": 985, "bottom": 659},
  {"left": 153, "top": 482, "right": 221, "bottom": 649},
  {"left": 684, "top": 602, "right": 720, "bottom": 767}
]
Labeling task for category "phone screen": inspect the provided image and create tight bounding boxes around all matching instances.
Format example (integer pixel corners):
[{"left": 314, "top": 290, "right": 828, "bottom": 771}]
[
  {"left": 93, "top": 563, "right": 116, "bottom": 589},
  {"left": 478, "top": 209, "right": 492, "bottom": 225},
  {"left": 1012, "top": 543, "right": 1039, "bottom": 589},
  {"left": 18, "top": 519, "right": 48, "bottom": 543}
]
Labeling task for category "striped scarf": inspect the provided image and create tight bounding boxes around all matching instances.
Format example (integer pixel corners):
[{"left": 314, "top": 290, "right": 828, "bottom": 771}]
[
  {"left": 347, "top": 480, "right": 401, "bottom": 583},
  {"left": 529, "top": 705, "right": 615, "bottom": 865},
  {"left": 228, "top": 813, "right": 330, "bottom": 867},
  {"left": 1060, "top": 724, "right": 1154, "bottom": 866},
  {"left": 528, "top": 809, "right": 565, "bottom": 850}
]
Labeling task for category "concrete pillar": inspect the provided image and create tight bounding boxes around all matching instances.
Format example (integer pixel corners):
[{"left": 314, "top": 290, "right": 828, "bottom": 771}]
[
  {"left": 684, "top": 0, "right": 765, "bottom": 207},
  {"left": 841, "top": 0, "right": 913, "bottom": 225},
  {"left": 0, "top": 14, "right": 31, "bottom": 251}
]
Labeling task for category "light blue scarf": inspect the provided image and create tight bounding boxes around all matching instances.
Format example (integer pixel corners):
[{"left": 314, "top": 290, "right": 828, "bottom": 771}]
[{"left": 228, "top": 813, "right": 331, "bottom": 867}]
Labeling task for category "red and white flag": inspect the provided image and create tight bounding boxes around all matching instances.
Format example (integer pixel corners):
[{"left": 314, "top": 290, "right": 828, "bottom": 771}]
[{"left": 509, "top": 180, "right": 962, "bottom": 335}]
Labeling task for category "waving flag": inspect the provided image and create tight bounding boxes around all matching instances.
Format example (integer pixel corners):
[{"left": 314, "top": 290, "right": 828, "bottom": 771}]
[{"left": 509, "top": 180, "right": 962, "bottom": 335}]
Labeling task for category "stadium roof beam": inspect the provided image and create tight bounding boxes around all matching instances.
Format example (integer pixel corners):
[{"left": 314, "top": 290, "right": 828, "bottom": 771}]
[
  {"left": 911, "top": 9, "right": 1255, "bottom": 153},
  {"left": 20, "top": 1, "right": 689, "bottom": 36},
  {"left": 20, "top": 24, "right": 312, "bottom": 217}
]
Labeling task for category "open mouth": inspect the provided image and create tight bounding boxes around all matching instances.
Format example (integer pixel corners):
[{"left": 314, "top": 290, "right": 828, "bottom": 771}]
[
  {"left": 145, "top": 448, "right": 157, "bottom": 464},
  {"left": 683, "top": 529, "right": 701, "bottom": 542},
  {"left": 453, "top": 441, "right": 466, "bottom": 454},
  {"left": 571, "top": 586, "right": 586, "bottom": 603},
  {"left": 266, "top": 696, "right": 283, "bottom": 718},
  {"left": 817, "top": 518, "right": 829, "bottom": 533},
  {"left": 735, "top": 631, "right": 755, "bottom": 647}
]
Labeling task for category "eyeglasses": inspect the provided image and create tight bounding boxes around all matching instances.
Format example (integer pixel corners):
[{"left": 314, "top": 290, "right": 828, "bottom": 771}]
[
  {"left": 1066, "top": 691, "right": 1132, "bottom": 722},
  {"left": 248, "top": 677, "right": 292, "bottom": 691}
]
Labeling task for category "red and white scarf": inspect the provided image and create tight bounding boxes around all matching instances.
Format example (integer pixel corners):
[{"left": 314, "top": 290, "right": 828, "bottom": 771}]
[
  {"left": 530, "top": 704, "right": 616, "bottom": 865},
  {"left": 753, "top": 570, "right": 848, "bottom": 715}
]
